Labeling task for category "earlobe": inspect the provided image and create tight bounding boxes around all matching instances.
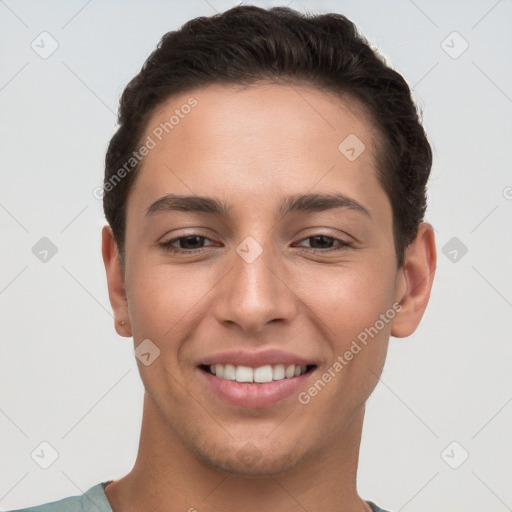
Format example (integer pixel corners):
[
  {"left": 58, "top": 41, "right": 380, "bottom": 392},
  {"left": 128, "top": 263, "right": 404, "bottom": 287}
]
[
  {"left": 391, "top": 223, "right": 436, "bottom": 338},
  {"left": 101, "top": 225, "right": 132, "bottom": 338}
]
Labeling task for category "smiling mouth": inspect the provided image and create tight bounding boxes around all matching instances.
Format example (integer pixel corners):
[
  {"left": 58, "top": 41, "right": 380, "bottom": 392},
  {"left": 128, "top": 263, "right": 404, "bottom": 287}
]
[{"left": 199, "top": 364, "right": 316, "bottom": 383}]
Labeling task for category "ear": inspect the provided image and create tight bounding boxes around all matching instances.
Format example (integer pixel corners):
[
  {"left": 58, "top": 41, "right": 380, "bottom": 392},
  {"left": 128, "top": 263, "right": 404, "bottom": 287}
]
[
  {"left": 391, "top": 222, "right": 436, "bottom": 338},
  {"left": 101, "top": 225, "right": 132, "bottom": 337}
]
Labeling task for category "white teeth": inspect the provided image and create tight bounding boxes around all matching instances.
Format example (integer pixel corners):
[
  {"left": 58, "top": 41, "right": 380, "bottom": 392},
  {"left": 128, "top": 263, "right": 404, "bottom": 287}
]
[
  {"left": 272, "top": 364, "right": 285, "bottom": 381},
  {"left": 224, "top": 363, "right": 236, "bottom": 380},
  {"left": 207, "top": 363, "right": 310, "bottom": 382},
  {"left": 254, "top": 365, "right": 273, "bottom": 383},
  {"left": 235, "top": 365, "right": 253, "bottom": 382}
]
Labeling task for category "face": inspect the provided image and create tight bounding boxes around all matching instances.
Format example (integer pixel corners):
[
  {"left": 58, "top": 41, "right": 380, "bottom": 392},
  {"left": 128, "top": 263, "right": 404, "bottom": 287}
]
[{"left": 117, "top": 82, "right": 406, "bottom": 475}]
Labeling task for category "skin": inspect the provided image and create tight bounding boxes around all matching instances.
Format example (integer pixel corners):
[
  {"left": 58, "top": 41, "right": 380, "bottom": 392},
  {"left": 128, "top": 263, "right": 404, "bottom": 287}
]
[{"left": 102, "top": 82, "right": 436, "bottom": 512}]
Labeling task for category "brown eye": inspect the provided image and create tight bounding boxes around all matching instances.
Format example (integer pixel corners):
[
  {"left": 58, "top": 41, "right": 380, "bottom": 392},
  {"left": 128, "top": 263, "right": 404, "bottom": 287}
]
[
  {"left": 296, "top": 235, "right": 352, "bottom": 251},
  {"left": 160, "top": 235, "right": 216, "bottom": 254}
]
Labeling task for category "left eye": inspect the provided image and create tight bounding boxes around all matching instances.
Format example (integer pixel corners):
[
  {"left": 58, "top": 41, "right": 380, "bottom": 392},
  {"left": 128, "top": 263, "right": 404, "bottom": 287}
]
[
  {"left": 295, "top": 235, "right": 352, "bottom": 251},
  {"left": 159, "top": 234, "right": 352, "bottom": 254}
]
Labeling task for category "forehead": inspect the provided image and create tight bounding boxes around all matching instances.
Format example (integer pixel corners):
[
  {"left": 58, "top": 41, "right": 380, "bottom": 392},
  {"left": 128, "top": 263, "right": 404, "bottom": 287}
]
[
  {"left": 127, "top": 82, "right": 386, "bottom": 219},
  {"left": 146, "top": 81, "right": 376, "bottom": 155}
]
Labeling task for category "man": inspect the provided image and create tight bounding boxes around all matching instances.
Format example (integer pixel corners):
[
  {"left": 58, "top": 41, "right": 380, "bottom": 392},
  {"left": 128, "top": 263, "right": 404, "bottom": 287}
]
[{"left": 9, "top": 4, "right": 436, "bottom": 512}]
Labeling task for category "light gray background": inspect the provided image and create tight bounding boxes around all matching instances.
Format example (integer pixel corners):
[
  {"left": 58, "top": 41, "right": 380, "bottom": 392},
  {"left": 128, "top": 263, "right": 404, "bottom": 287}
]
[{"left": 1, "top": 0, "right": 511, "bottom": 510}]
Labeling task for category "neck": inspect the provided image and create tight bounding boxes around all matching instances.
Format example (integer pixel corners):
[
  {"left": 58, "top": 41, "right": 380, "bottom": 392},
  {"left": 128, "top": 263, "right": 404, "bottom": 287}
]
[{"left": 105, "top": 393, "right": 370, "bottom": 512}]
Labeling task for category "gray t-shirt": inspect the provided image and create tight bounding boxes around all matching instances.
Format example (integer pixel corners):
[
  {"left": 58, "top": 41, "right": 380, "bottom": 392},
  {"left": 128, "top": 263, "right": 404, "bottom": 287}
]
[{"left": 6, "top": 481, "right": 392, "bottom": 512}]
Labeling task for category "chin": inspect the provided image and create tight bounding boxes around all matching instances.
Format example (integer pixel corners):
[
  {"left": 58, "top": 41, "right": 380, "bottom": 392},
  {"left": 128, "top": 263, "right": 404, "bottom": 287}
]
[{"left": 191, "top": 435, "right": 309, "bottom": 477}]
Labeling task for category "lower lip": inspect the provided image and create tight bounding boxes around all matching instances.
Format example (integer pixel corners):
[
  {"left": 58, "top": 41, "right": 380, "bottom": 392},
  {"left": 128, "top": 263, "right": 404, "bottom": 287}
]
[{"left": 198, "top": 368, "right": 313, "bottom": 408}]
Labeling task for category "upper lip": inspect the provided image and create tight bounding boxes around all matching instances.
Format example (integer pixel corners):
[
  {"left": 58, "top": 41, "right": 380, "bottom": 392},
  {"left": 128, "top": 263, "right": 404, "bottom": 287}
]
[{"left": 199, "top": 348, "right": 316, "bottom": 368}]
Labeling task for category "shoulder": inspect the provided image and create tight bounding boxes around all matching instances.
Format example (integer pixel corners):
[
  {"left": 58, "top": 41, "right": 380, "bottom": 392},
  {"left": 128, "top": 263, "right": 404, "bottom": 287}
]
[
  {"left": 4, "top": 482, "right": 112, "bottom": 512},
  {"left": 367, "top": 501, "right": 393, "bottom": 512}
]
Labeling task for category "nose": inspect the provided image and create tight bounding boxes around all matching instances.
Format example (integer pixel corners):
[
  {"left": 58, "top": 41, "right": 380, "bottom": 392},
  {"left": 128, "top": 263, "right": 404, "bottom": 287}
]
[{"left": 212, "top": 242, "right": 298, "bottom": 335}]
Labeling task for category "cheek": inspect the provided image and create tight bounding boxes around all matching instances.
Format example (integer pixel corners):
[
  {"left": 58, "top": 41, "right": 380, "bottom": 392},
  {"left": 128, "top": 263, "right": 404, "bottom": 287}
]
[
  {"left": 298, "top": 260, "right": 397, "bottom": 344},
  {"left": 294, "top": 265, "right": 395, "bottom": 425},
  {"left": 126, "top": 264, "right": 212, "bottom": 344},
  {"left": 128, "top": 266, "right": 188, "bottom": 340},
  {"left": 294, "top": 260, "right": 397, "bottom": 409},
  {"left": 125, "top": 266, "right": 212, "bottom": 403}
]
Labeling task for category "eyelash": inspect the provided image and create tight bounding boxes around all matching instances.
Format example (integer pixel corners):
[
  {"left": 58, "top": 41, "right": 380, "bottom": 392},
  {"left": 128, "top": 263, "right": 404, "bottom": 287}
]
[{"left": 158, "top": 234, "right": 354, "bottom": 255}]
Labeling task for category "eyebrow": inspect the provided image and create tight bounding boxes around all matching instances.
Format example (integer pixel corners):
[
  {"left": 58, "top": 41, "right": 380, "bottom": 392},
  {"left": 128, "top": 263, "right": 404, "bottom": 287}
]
[{"left": 145, "top": 192, "right": 371, "bottom": 218}]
